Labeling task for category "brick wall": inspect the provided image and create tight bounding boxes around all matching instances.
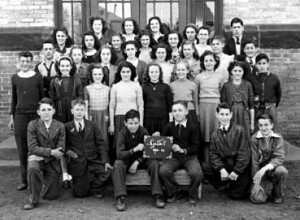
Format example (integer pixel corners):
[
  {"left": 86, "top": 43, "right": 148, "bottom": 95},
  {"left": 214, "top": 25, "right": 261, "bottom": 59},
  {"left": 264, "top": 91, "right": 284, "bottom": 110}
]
[{"left": 0, "top": 0, "right": 54, "bottom": 27}]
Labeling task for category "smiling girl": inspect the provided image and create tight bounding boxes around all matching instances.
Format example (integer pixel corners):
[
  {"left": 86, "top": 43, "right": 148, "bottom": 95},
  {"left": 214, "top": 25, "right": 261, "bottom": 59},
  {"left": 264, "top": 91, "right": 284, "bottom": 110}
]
[
  {"left": 109, "top": 33, "right": 125, "bottom": 65},
  {"left": 146, "top": 16, "right": 165, "bottom": 43},
  {"left": 195, "top": 26, "right": 212, "bottom": 56},
  {"left": 52, "top": 27, "right": 73, "bottom": 61},
  {"left": 121, "top": 17, "right": 139, "bottom": 42},
  {"left": 89, "top": 16, "right": 108, "bottom": 46},
  {"left": 137, "top": 29, "right": 156, "bottom": 64},
  {"left": 164, "top": 31, "right": 183, "bottom": 65}
]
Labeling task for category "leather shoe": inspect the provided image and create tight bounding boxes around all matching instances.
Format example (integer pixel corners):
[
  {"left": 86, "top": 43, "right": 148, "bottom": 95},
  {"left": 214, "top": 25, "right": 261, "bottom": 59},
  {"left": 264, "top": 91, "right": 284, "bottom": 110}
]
[
  {"left": 155, "top": 195, "right": 165, "bottom": 208},
  {"left": 166, "top": 190, "right": 183, "bottom": 203},
  {"left": 274, "top": 197, "right": 283, "bottom": 204},
  {"left": 17, "top": 183, "right": 28, "bottom": 191},
  {"left": 93, "top": 193, "right": 103, "bottom": 199},
  {"left": 116, "top": 196, "right": 126, "bottom": 211},
  {"left": 63, "top": 180, "right": 70, "bottom": 189},
  {"left": 188, "top": 197, "right": 197, "bottom": 204},
  {"left": 23, "top": 203, "right": 37, "bottom": 210}
]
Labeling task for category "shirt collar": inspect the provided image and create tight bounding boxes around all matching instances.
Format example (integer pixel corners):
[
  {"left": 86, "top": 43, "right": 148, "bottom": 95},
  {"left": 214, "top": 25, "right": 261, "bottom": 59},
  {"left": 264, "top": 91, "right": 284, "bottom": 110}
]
[
  {"left": 256, "top": 130, "right": 281, "bottom": 138},
  {"left": 74, "top": 120, "right": 85, "bottom": 129},
  {"left": 41, "top": 59, "right": 55, "bottom": 65},
  {"left": 44, "top": 120, "right": 52, "bottom": 130},
  {"left": 175, "top": 119, "right": 187, "bottom": 128},
  {"left": 220, "top": 123, "right": 230, "bottom": 131}
]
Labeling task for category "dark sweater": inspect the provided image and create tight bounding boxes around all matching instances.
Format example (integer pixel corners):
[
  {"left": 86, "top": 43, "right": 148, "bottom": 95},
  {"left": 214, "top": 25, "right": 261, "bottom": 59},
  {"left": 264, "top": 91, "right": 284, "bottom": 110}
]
[
  {"left": 142, "top": 82, "right": 173, "bottom": 119},
  {"left": 162, "top": 120, "right": 199, "bottom": 157},
  {"left": 10, "top": 72, "right": 44, "bottom": 115}
]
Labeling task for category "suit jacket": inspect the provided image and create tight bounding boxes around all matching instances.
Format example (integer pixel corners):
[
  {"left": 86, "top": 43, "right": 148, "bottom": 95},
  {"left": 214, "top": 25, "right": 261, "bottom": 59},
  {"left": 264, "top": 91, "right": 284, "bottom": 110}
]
[
  {"left": 223, "top": 37, "right": 249, "bottom": 57},
  {"left": 65, "top": 119, "right": 109, "bottom": 177},
  {"left": 27, "top": 118, "right": 65, "bottom": 172}
]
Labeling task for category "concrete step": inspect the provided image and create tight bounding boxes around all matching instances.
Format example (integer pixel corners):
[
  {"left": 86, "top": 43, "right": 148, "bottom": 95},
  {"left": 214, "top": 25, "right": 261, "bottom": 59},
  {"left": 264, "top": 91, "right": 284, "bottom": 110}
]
[{"left": 0, "top": 160, "right": 19, "bottom": 167}]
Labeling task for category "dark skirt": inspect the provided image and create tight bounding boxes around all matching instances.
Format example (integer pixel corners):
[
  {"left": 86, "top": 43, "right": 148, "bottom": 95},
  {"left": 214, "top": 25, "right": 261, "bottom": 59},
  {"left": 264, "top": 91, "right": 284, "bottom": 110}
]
[
  {"left": 232, "top": 103, "right": 251, "bottom": 138},
  {"left": 144, "top": 117, "right": 168, "bottom": 135}
]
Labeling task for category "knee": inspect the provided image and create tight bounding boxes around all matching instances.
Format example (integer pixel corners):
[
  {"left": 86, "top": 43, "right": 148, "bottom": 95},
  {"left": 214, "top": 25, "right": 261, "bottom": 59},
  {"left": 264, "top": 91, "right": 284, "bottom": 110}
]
[
  {"left": 159, "top": 165, "right": 172, "bottom": 178},
  {"left": 274, "top": 166, "right": 288, "bottom": 177},
  {"left": 148, "top": 160, "right": 159, "bottom": 170},
  {"left": 27, "top": 162, "right": 40, "bottom": 175},
  {"left": 113, "top": 160, "right": 125, "bottom": 170},
  {"left": 189, "top": 169, "right": 203, "bottom": 182}
]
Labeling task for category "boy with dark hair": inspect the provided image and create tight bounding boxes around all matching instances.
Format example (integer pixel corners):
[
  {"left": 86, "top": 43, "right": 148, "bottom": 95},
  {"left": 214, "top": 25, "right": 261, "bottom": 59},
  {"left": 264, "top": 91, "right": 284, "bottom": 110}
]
[
  {"left": 159, "top": 101, "right": 203, "bottom": 204},
  {"left": 9, "top": 51, "right": 44, "bottom": 191},
  {"left": 65, "top": 98, "right": 112, "bottom": 198},
  {"left": 24, "top": 98, "right": 65, "bottom": 210},
  {"left": 202, "top": 102, "right": 251, "bottom": 200},
  {"left": 250, "top": 53, "right": 281, "bottom": 128},
  {"left": 250, "top": 113, "right": 288, "bottom": 204},
  {"left": 112, "top": 109, "right": 165, "bottom": 211},
  {"left": 242, "top": 40, "right": 258, "bottom": 81}
]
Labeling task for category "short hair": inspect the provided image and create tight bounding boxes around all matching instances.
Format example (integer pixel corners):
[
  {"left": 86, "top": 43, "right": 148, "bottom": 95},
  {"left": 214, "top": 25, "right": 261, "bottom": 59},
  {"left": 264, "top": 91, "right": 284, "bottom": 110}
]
[
  {"left": 216, "top": 102, "right": 232, "bottom": 113},
  {"left": 172, "top": 100, "right": 188, "bottom": 109},
  {"left": 87, "top": 63, "right": 108, "bottom": 84},
  {"left": 113, "top": 61, "right": 137, "bottom": 84},
  {"left": 230, "top": 17, "right": 244, "bottom": 27},
  {"left": 38, "top": 97, "right": 54, "bottom": 110},
  {"left": 255, "top": 53, "right": 269, "bottom": 63},
  {"left": 198, "top": 26, "right": 210, "bottom": 35},
  {"left": 42, "top": 39, "right": 55, "bottom": 47},
  {"left": 121, "top": 40, "right": 140, "bottom": 58},
  {"left": 182, "top": 23, "right": 199, "bottom": 44},
  {"left": 71, "top": 98, "right": 86, "bottom": 108},
  {"left": 70, "top": 45, "right": 84, "bottom": 56},
  {"left": 144, "top": 62, "right": 163, "bottom": 84},
  {"left": 179, "top": 39, "right": 200, "bottom": 60},
  {"left": 227, "top": 61, "right": 248, "bottom": 76},
  {"left": 125, "top": 109, "right": 140, "bottom": 122},
  {"left": 211, "top": 35, "right": 225, "bottom": 44},
  {"left": 52, "top": 27, "right": 73, "bottom": 48},
  {"left": 146, "top": 16, "right": 164, "bottom": 34},
  {"left": 122, "top": 17, "right": 140, "bottom": 35},
  {"left": 200, "top": 50, "right": 220, "bottom": 70},
  {"left": 108, "top": 33, "right": 125, "bottom": 47},
  {"left": 242, "top": 39, "right": 258, "bottom": 49},
  {"left": 256, "top": 113, "right": 274, "bottom": 124},
  {"left": 18, "top": 51, "right": 33, "bottom": 60},
  {"left": 94, "top": 44, "right": 117, "bottom": 64},
  {"left": 89, "top": 16, "right": 107, "bottom": 34},
  {"left": 164, "top": 31, "right": 183, "bottom": 48},
  {"left": 81, "top": 32, "right": 100, "bottom": 51},
  {"left": 136, "top": 29, "right": 157, "bottom": 48},
  {"left": 150, "top": 42, "right": 172, "bottom": 61},
  {"left": 55, "top": 56, "right": 76, "bottom": 77}
]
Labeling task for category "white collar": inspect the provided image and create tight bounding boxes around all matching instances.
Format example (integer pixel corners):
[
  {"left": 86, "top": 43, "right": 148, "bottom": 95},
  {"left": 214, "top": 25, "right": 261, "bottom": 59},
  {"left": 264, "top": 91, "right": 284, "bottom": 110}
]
[
  {"left": 74, "top": 120, "right": 85, "bottom": 129},
  {"left": 175, "top": 119, "right": 187, "bottom": 128},
  {"left": 220, "top": 123, "right": 230, "bottom": 131},
  {"left": 44, "top": 120, "right": 52, "bottom": 130}
]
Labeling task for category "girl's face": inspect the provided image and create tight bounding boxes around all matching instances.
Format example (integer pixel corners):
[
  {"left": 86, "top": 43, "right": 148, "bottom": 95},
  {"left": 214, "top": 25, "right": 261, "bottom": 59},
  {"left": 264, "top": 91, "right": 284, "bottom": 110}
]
[
  {"left": 148, "top": 65, "right": 160, "bottom": 83},
  {"left": 203, "top": 55, "right": 216, "bottom": 71},
  {"left": 182, "top": 44, "right": 194, "bottom": 59},
  {"left": 56, "top": 31, "right": 67, "bottom": 46},
  {"left": 198, "top": 29, "right": 209, "bottom": 44},
  {"left": 111, "top": 36, "right": 122, "bottom": 49},
  {"left": 92, "top": 19, "right": 103, "bottom": 34},
  {"left": 176, "top": 62, "right": 188, "bottom": 80},
  {"left": 125, "top": 44, "right": 137, "bottom": 58},
  {"left": 124, "top": 20, "right": 134, "bottom": 34},
  {"left": 231, "top": 66, "right": 244, "bottom": 81},
  {"left": 185, "top": 27, "right": 197, "bottom": 41},
  {"left": 71, "top": 49, "right": 83, "bottom": 64},
  {"left": 92, "top": 68, "right": 104, "bottom": 84},
  {"left": 120, "top": 67, "right": 132, "bottom": 82},
  {"left": 168, "top": 33, "right": 179, "bottom": 48},
  {"left": 84, "top": 35, "right": 95, "bottom": 50},
  {"left": 150, "top": 19, "right": 160, "bottom": 33},
  {"left": 100, "top": 48, "right": 112, "bottom": 64},
  {"left": 156, "top": 48, "right": 167, "bottom": 62},
  {"left": 140, "top": 35, "right": 150, "bottom": 48},
  {"left": 211, "top": 39, "right": 224, "bottom": 54},
  {"left": 59, "top": 59, "right": 72, "bottom": 77}
]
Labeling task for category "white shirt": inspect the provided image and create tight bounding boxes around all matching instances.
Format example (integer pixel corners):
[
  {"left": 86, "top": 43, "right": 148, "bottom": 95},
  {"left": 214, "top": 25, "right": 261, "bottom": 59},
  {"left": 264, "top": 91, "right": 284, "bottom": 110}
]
[
  {"left": 220, "top": 123, "right": 230, "bottom": 131},
  {"left": 233, "top": 36, "right": 242, "bottom": 55},
  {"left": 74, "top": 120, "right": 85, "bottom": 131},
  {"left": 175, "top": 119, "right": 187, "bottom": 128}
]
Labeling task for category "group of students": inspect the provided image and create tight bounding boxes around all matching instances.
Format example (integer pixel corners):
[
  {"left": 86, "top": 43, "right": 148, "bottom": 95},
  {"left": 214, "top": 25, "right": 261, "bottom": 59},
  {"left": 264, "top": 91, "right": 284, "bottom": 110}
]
[{"left": 8, "top": 15, "right": 287, "bottom": 211}]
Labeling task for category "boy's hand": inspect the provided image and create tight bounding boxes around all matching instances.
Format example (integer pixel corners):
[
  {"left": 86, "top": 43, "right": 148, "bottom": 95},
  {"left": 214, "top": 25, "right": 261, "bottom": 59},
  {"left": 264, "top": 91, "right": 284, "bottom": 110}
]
[
  {"left": 104, "top": 163, "right": 113, "bottom": 172},
  {"left": 51, "top": 147, "right": 64, "bottom": 160},
  {"left": 8, "top": 118, "right": 14, "bottom": 130},
  {"left": 152, "top": 132, "right": 160, "bottom": 136},
  {"left": 220, "top": 168, "right": 229, "bottom": 181},
  {"left": 253, "top": 168, "right": 266, "bottom": 184},
  {"left": 129, "top": 161, "right": 139, "bottom": 174},
  {"left": 66, "top": 150, "right": 78, "bottom": 159},
  {"left": 172, "top": 144, "right": 184, "bottom": 154},
  {"left": 133, "top": 144, "right": 144, "bottom": 152},
  {"left": 228, "top": 171, "right": 239, "bottom": 181}
]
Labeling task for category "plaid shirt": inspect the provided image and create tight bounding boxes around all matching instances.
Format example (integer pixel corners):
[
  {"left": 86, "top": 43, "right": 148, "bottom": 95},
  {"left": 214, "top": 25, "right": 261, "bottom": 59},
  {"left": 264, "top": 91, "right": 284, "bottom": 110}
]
[{"left": 84, "top": 84, "right": 110, "bottom": 111}]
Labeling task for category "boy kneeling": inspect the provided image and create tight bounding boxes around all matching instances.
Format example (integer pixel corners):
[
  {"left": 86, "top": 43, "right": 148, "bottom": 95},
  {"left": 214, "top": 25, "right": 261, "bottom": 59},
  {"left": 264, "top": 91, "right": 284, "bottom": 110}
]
[
  {"left": 112, "top": 109, "right": 165, "bottom": 211},
  {"left": 250, "top": 113, "right": 288, "bottom": 204},
  {"left": 24, "top": 98, "right": 65, "bottom": 210}
]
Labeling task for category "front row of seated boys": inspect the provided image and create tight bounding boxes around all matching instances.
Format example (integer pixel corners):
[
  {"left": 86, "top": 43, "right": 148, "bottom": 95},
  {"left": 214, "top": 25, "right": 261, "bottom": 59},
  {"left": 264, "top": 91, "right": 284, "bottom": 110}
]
[{"left": 23, "top": 98, "right": 288, "bottom": 211}]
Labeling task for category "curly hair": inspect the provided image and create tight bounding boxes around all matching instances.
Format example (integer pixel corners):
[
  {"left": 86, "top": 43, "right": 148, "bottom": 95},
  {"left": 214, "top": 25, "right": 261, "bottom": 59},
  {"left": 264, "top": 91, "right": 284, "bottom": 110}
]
[
  {"left": 113, "top": 61, "right": 137, "bottom": 84},
  {"left": 136, "top": 29, "right": 157, "bottom": 48},
  {"left": 55, "top": 56, "right": 76, "bottom": 77},
  {"left": 163, "top": 31, "right": 183, "bottom": 48},
  {"left": 93, "top": 45, "right": 117, "bottom": 64},
  {"left": 182, "top": 23, "right": 199, "bottom": 44},
  {"left": 89, "top": 16, "right": 107, "bottom": 35},
  {"left": 108, "top": 33, "right": 125, "bottom": 48},
  {"left": 121, "top": 40, "right": 140, "bottom": 58},
  {"left": 227, "top": 61, "right": 247, "bottom": 77},
  {"left": 52, "top": 27, "right": 73, "bottom": 48},
  {"left": 199, "top": 50, "right": 220, "bottom": 71},
  {"left": 81, "top": 32, "right": 100, "bottom": 51},
  {"left": 87, "top": 63, "right": 108, "bottom": 84},
  {"left": 150, "top": 42, "right": 172, "bottom": 61},
  {"left": 144, "top": 62, "right": 163, "bottom": 84},
  {"left": 146, "top": 16, "right": 164, "bottom": 34},
  {"left": 179, "top": 40, "right": 200, "bottom": 60},
  {"left": 122, "top": 17, "right": 140, "bottom": 35}
]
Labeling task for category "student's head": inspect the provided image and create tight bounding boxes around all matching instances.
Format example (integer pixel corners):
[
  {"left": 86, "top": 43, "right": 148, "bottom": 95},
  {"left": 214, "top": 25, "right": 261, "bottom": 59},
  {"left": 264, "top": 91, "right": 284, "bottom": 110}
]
[
  {"left": 37, "top": 98, "right": 55, "bottom": 122},
  {"left": 70, "top": 46, "right": 84, "bottom": 64},
  {"left": 164, "top": 31, "right": 183, "bottom": 49},
  {"left": 228, "top": 61, "right": 247, "bottom": 81},
  {"left": 122, "top": 40, "right": 140, "bottom": 59},
  {"left": 109, "top": 33, "right": 124, "bottom": 50},
  {"left": 114, "top": 61, "right": 137, "bottom": 83},
  {"left": 172, "top": 100, "right": 188, "bottom": 123},
  {"left": 94, "top": 45, "right": 117, "bottom": 65},
  {"left": 137, "top": 29, "right": 156, "bottom": 49},
  {"left": 230, "top": 17, "right": 244, "bottom": 37},
  {"left": 89, "top": 16, "right": 107, "bottom": 35},
  {"left": 180, "top": 40, "right": 199, "bottom": 60},
  {"left": 124, "top": 109, "right": 140, "bottom": 133},
  {"left": 211, "top": 35, "right": 225, "bottom": 55},
  {"left": 198, "top": 26, "right": 210, "bottom": 44},
  {"left": 183, "top": 23, "right": 198, "bottom": 43},
  {"left": 175, "top": 61, "right": 190, "bottom": 80},
  {"left": 216, "top": 103, "right": 232, "bottom": 127},
  {"left": 41, "top": 39, "right": 55, "bottom": 60},
  {"left": 147, "top": 16, "right": 164, "bottom": 34},
  {"left": 71, "top": 98, "right": 86, "bottom": 121},
  {"left": 18, "top": 51, "right": 33, "bottom": 72},
  {"left": 256, "top": 113, "right": 274, "bottom": 136},
  {"left": 255, "top": 53, "right": 270, "bottom": 73},
  {"left": 200, "top": 50, "right": 220, "bottom": 71},
  {"left": 81, "top": 32, "right": 100, "bottom": 51},
  {"left": 151, "top": 42, "right": 172, "bottom": 62},
  {"left": 242, "top": 40, "right": 257, "bottom": 58},
  {"left": 145, "top": 63, "right": 163, "bottom": 83},
  {"left": 55, "top": 56, "right": 76, "bottom": 77},
  {"left": 88, "top": 63, "right": 108, "bottom": 84},
  {"left": 122, "top": 17, "right": 139, "bottom": 35},
  {"left": 52, "top": 27, "right": 73, "bottom": 48}
]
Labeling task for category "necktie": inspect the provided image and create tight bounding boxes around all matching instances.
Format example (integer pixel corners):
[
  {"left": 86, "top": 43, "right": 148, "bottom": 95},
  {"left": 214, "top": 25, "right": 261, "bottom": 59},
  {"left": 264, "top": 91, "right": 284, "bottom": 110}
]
[
  {"left": 236, "top": 37, "right": 240, "bottom": 45},
  {"left": 177, "top": 124, "right": 182, "bottom": 136},
  {"left": 249, "top": 59, "right": 253, "bottom": 66},
  {"left": 222, "top": 127, "right": 227, "bottom": 134},
  {"left": 78, "top": 123, "right": 82, "bottom": 133}
]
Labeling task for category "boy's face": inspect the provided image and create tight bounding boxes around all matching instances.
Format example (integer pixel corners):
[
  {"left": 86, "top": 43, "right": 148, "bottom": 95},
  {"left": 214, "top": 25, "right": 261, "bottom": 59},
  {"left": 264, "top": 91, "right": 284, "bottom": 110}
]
[
  {"left": 216, "top": 108, "right": 232, "bottom": 127},
  {"left": 172, "top": 103, "right": 188, "bottom": 123},
  {"left": 231, "top": 22, "right": 244, "bottom": 37},
  {"left": 37, "top": 103, "right": 55, "bottom": 123},
  {"left": 244, "top": 43, "right": 257, "bottom": 58},
  {"left": 19, "top": 56, "right": 32, "bottom": 72},
  {"left": 42, "top": 43, "right": 55, "bottom": 60},
  {"left": 256, "top": 59, "right": 269, "bottom": 73},
  {"left": 211, "top": 39, "right": 224, "bottom": 54},
  {"left": 71, "top": 104, "right": 85, "bottom": 121},
  {"left": 258, "top": 118, "right": 273, "bottom": 136},
  {"left": 125, "top": 118, "right": 140, "bottom": 133}
]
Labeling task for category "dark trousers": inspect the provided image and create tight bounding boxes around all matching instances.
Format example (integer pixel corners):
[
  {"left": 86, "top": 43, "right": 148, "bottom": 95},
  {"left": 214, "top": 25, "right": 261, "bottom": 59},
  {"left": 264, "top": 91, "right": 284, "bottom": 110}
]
[
  {"left": 112, "top": 159, "right": 163, "bottom": 198},
  {"left": 14, "top": 113, "right": 38, "bottom": 185},
  {"left": 202, "top": 162, "right": 251, "bottom": 199},
  {"left": 159, "top": 156, "right": 203, "bottom": 200},
  {"left": 72, "top": 164, "right": 112, "bottom": 198},
  {"left": 27, "top": 160, "right": 61, "bottom": 204}
]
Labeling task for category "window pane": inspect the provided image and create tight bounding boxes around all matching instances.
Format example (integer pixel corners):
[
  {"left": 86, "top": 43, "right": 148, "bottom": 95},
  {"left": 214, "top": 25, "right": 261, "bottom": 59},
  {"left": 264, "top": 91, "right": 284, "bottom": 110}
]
[
  {"left": 124, "top": 3, "right": 131, "bottom": 18},
  {"left": 62, "top": 3, "right": 72, "bottom": 36},
  {"left": 172, "top": 2, "right": 179, "bottom": 31},
  {"left": 73, "top": 3, "right": 82, "bottom": 45},
  {"left": 146, "top": 3, "right": 154, "bottom": 21},
  {"left": 205, "top": 1, "right": 215, "bottom": 36},
  {"left": 195, "top": 1, "right": 205, "bottom": 27},
  {"left": 155, "top": 3, "right": 170, "bottom": 25}
]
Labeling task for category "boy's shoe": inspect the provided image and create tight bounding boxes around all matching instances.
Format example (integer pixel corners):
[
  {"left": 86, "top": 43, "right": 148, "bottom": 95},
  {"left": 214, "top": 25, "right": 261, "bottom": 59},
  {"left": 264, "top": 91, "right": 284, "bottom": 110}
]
[
  {"left": 274, "top": 197, "right": 283, "bottom": 204},
  {"left": 23, "top": 202, "right": 38, "bottom": 210},
  {"left": 63, "top": 180, "right": 70, "bottom": 189},
  {"left": 17, "top": 183, "right": 28, "bottom": 191},
  {"left": 166, "top": 190, "right": 183, "bottom": 203},
  {"left": 155, "top": 195, "right": 165, "bottom": 208},
  {"left": 116, "top": 196, "right": 126, "bottom": 211},
  {"left": 188, "top": 197, "right": 197, "bottom": 204}
]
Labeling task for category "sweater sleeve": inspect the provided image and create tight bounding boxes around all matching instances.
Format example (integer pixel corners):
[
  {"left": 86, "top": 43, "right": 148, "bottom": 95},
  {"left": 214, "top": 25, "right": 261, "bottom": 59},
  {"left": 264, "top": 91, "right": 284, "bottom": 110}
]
[
  {"left": 75, "top": 77, "right": 84, "bottom": 99},
  {"left": 269, "top": 135, "right": 285, "bottom": 168},
  {"left": 136, "top": 83, "right": 144, "bottom": 111},
  {"left": 220, "top": 83, "right": 227, "bottom": 104},
  {"left": 109, "top": 84, "right": 117, "bottom": 109},
  {"left": 166, "top": 84, "right": 173, "bottom": 113},
  {"left": 186, "top": 124, "right": 200, "bottom": 156},
  {"left": 83, "top": 86, "right": 89, "bottom": 101},
  {"left": 10, "top": 75, "right": 17, "bottom": 115},
  {"left": 247, "top": 81, "right": 255, "bottom": 109},
  {"left": 274, "top": 77, "right": 281, "bottom": 107},
  {"left": 37, "top": 73, "right": 44, "bottom": 100}
]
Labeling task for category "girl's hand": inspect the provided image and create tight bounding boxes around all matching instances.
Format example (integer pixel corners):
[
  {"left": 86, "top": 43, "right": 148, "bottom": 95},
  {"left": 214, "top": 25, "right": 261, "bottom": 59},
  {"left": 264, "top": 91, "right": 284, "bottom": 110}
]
[
  {"left": 108, "top": 125, "right": 114, "bottom": 135},
  {"left": 250, "top": 123, "right": 255, "bottom": 133}
]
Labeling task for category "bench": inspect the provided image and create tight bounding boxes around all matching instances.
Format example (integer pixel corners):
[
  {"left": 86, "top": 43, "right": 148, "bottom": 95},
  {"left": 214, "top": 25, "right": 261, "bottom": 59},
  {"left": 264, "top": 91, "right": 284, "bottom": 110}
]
[{"left": 125, "top": 169, "right": 202, "bottom": 199}]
